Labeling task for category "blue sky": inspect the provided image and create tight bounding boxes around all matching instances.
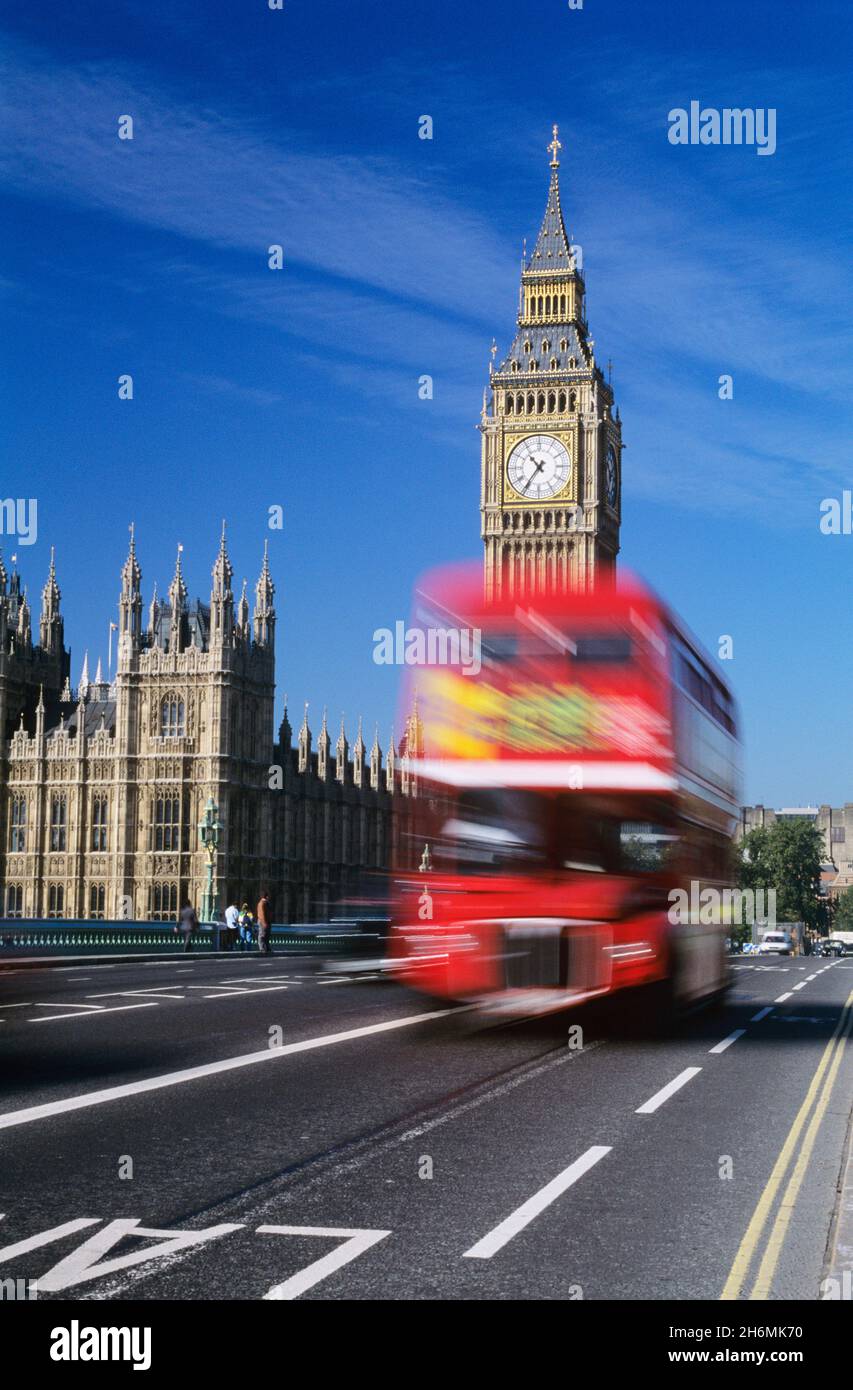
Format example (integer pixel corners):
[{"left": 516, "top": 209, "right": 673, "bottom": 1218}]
[{"left": 2, "top": 0, "right": 851, "bottom": 805}]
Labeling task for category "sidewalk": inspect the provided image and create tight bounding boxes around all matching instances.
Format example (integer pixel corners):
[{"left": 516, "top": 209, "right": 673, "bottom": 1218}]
[{"left": 825, "top": 1116, "right": 853, "bottom": 1298}]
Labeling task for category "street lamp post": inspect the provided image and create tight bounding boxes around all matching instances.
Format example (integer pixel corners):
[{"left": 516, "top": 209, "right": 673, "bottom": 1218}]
[{"left": 198, "top": 796, "right": 222, "bottom": 924}]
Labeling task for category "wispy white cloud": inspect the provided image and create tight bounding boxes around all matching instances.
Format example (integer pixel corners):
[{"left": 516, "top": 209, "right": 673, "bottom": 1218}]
[
  {"left": 0, "top": 41, "right": 511, "bottom": 322},
  {"left": 2, "top": 33, "right": 849, "bottom": 523}
]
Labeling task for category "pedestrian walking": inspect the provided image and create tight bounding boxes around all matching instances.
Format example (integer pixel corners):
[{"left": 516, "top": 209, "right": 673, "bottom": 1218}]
[
  {"left": 224, "top": 900, "right": 240, "bottom": 951},
  {"left": 178, "top": 901, "right": 198, "bottom": 953},
  {"left": 256, "top": 890, "right": 272, "bottom": 955}
]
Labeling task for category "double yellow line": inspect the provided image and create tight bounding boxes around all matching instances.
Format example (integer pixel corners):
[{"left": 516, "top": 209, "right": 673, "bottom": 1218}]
[{"left": 720, "top": 989, "right": 853, "bottom": 1300}]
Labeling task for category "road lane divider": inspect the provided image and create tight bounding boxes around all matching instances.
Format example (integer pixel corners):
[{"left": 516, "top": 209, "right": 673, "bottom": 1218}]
[
  {"left": 463, "top": 1145, "right": 612, "bottom": 1259},
  {"left": 708, "top": 1029, "right": 745, "bottom": 1055},
  {"left": 720, "top": 990, "right": 853, "bottom": 1301},
  {"left": 0, "top": 1007, "right": 461, "bottom": 1131},
  {"left": 635, "top": 1067, "right": 702, "bottom": 1115},
  {"left": 750, "top": 1006, "right": 774, "bottom": 1023}
]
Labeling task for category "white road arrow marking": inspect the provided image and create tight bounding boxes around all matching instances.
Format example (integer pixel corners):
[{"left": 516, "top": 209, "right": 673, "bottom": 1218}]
[
  {"left": 258, "top": 1225, "right": 390, "bottom": 1300},
  {"left": 36, "top": 1218, "right": 242, "bottom": 1291},
  {"left": 0, "top": 1217, "right": 101, "bottom": 1262}
]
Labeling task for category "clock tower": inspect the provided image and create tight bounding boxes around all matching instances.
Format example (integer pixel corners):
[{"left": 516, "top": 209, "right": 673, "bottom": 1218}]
[{"left": 481, "top": 127, "right": 622, "bottom": 597}]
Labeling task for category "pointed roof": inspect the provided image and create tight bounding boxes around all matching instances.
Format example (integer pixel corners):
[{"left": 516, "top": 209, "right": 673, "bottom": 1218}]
[
  {"left": 212, "top": 520, "right": 233, "bottom": 595},
  {"left": 354, "top": 715, "right": 366, "bottom": 754},
  {"left": 254, "top": 538, "right": 274, "bottom": 612},
  {"left": 298, "top": 700, "right": 311, "bottom": 743},
  {"left": 79, "top": 650, "right": 90, "bottom": 693},
  {"left": 336, "top": 713, "right": 348, "bottom": 754},
  {"left": 121, "top": 523, "right": 142, "bottom": 590},
  {"left": 17, "top": 587, "right": 30, "bottom": 637},
  {"left": 279, "top": 693, "right": 292, "bottom": 746},
  {"left": 318, "top": 705, "right": 330, "bottom": 749},
  {"left": 168, "top": 544, "right": 188, "bottom": 610},
  {"left": 41, "top": 546, "right": 61, "bottom": 612},
  {"left": 526, "top": 126, "right": 574, "bottom": 273},
  {"left": 94, "top": 657, "right": 103, "bottom": 685}
]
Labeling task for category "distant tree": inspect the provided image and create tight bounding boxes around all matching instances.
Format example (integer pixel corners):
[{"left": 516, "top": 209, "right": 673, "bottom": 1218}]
[
  {"left": 736, "top": 820, "right": 824, "bottom": 931},
  {"left": 833, "top": 886, "right": 853, "bottom": 932}
]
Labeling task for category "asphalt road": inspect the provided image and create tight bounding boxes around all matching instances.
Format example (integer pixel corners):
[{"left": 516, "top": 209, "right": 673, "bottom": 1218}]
[{"left": 0, "top": 950, "right": 851, "bottom": 1301}]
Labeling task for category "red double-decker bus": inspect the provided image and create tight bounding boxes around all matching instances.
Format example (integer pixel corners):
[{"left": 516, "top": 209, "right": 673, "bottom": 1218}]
[{"left": 389, "top": 563, "right": 742, "bottom": 1020}]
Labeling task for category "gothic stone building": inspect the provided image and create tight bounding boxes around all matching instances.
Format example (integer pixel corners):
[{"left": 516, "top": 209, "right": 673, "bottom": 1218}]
[{"left": 0, "top": 531, "right": 415, "bottom": 923}]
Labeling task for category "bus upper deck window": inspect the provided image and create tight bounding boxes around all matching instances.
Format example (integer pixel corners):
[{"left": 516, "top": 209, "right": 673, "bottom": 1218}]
[{"left": 573, "top": 636, "right": 633, "bottom": 663}]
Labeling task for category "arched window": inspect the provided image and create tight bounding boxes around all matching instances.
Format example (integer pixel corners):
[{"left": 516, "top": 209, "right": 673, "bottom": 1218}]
[
  {"left": 91, "top": 795, "right": 108, "bottom": 851},
  {"left": 548, "top": 391, "right": 556, "bottom": 411},
  {"left": 516, "top": 394, "right": 524, "bottom": 414},
  {"left": 161, "top": 695, "right": 185, "bottom": 738},
  {"left": 511, "top": 359, "right": 519, "bottom": 373},
  {"left": 542, "top": 339, "right": 550, "bottom": 354},
  {"left": 10, "top": 796, "right": 26, "bottom": 852},
  {"left": 545, "top": 297, "right": 551, "bottom": 316},
  {"left": 47, "top": 884, "right": 64, "bottom": 919},
  {"left": 153, "top": 795, "right": 180, "bottom": 852},
  {"left": 89, "top": 884, "right": 106, "bottom": 920},
  {"left": 537, "top": 392, "right": 546, "bottom": 414},
  {"left": 569, "top": 391, "right": 577, "bottom": 411},
  {"left": 5, "top": 884, "right": 23, "bottom": 919},
  {"left": 560, "top": 337, "right": 568, "bottom": 351},
  {"left": 50, "top": 796, "right": 66, "bottom": 852},
  {"left": 526, "top": 393, "right": 534, "bottom": 413},
  {"left": 506, "top": 394, "right": 514, "bottom": 415},
  {"left": 550, "top": 357, "right": 558, "bottom": 371},
  {"left": 568, "top": 356, "right": 577, "bottom": 369},
  {"left": 560, "top": 294, "right": 566, "bottom": 315},
  {"left": 558, "top": 391, "right": 567, "bottom": 412},
  {"left": 538, "top": 296, "right": 544, "bottom": 316},
  {"left": 150, "top": 883, "right": 178, "bottom": 922}
]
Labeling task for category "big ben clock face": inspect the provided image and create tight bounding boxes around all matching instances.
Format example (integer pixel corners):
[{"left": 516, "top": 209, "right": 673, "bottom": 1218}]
[
  {"left": 606, "top": 445, "right": 618, "bottom": 508},
  {"left": 507, "top": 435, "right": 571, "bottom": 500}
]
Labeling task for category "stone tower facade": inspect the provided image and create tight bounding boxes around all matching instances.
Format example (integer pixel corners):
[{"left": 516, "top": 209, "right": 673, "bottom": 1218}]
[
  {"left": 481, "top": 126, "right": 623, "bottom": 597},
  {"left": 0, "top": 530, "right": 412, "bottom": 923}
]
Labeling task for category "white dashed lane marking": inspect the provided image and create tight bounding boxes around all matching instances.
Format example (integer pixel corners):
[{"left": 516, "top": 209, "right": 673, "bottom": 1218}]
[
  {"left": 636, "top": 1067, "right": 702, "bottom": 1115},
  {"left": 463, "top": 1146, "right": 612, "bottom": 1259},
  {"left": 709, "top": 1029, "right": 746, "bottom": 1055}
]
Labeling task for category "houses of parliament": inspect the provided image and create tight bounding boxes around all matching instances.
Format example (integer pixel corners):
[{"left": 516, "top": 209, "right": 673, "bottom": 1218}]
[{"left": 0, "top": 129, "right": 622, "bottom": 922}]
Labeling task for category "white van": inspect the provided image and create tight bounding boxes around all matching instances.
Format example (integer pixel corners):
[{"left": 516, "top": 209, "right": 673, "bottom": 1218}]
[{"left": 757, "top": 930, "right": 792, "bottom": 956}]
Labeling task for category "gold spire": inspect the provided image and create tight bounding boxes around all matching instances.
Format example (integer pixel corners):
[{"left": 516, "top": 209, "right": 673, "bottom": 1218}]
[{"left": 548, "top": 123, "right": 562, "bottom": 168}]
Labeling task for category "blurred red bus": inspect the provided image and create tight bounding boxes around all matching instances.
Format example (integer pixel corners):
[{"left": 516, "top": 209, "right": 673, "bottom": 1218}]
[{"left": 389, "top": 563, "right": 742, "bottom": 1020}]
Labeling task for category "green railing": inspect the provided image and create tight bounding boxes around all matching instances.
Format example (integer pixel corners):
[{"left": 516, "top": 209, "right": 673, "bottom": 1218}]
[{"left": 0, "top": 920, "right": 384, "bottom": 956}]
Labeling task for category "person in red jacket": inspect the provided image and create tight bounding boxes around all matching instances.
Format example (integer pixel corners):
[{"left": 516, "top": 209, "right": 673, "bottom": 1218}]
[{"left": 256, "top": 891, "right": 272, "bottom": 955}]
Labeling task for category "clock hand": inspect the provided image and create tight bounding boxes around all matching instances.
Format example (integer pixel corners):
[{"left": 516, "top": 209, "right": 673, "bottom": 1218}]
[{"left": 522, "top": 458, "right": 547, "bottom": 491}]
